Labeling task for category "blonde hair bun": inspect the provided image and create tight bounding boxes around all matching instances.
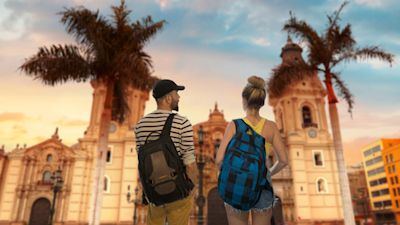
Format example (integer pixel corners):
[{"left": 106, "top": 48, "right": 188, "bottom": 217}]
[{"left": 247, "top": 76, "right": 265, "bottom": 90}]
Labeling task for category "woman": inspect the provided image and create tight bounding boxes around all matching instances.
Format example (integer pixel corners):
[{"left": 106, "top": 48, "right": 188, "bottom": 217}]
[{"left": 216, "top": 76, "right": 288, "bottom": 225}]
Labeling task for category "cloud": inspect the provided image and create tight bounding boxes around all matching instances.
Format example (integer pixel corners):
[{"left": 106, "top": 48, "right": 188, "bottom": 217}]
[
  {"left": 158, "top": 0, "right": 172, "bottom": 9},
  {"left": 252, "top": 37, "right": 271, "bottom": 47},
  {"left": 54, "top": 118, "right": 88, "bottom": 127},
  {"left": 358, "top": 58, "right": 393, "bottom": 69},
  {"left": 354, "top": 0, "right": 396, "bottom": 8},
  {"left": 0, "top": 112, "right": 26, "bottom": 122}
]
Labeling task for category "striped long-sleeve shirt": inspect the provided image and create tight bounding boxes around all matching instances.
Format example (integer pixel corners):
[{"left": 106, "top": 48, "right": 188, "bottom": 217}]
[{"left": 134, "top": 110, "right": 196, "bottom": 165}]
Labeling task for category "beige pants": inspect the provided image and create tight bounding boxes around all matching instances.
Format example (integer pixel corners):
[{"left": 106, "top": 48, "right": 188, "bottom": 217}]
[{"left": 146, "top": 196, "right": 193, "bottom": 225}]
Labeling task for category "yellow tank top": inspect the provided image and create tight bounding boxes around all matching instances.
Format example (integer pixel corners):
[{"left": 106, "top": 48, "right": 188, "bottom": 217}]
[{"left": 243, "top": 118, "right": 272, "bottom": 156}]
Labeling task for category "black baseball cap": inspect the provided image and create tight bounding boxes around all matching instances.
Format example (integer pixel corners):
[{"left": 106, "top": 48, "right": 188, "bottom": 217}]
[{"left": 152, "top": 79, "right": 185, "bottom": 99}]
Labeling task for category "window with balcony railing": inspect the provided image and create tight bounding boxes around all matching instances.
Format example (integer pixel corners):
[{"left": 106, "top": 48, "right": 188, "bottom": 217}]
[
  {"left": 41, "top": 171, "right": 52, "bottom": 185},
  {"left": 301, "top": 106, "right": 318, "bottom": 128}
]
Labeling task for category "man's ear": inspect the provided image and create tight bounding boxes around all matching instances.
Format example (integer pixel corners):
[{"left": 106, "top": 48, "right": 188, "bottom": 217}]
[{"left": 164, "top": 94, "right": 171, "bottom": 104}]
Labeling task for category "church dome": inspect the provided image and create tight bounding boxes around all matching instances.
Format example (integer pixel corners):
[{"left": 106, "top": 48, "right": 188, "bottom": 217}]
[{"left": 280, "top": 36, "right": 304, "bottom": 64}]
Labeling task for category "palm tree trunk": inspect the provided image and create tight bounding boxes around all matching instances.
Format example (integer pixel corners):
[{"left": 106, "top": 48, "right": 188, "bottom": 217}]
[
  {"left": 328, "top": 102, "right": 356, "bottom": 225},
  {"left": 89, "top": 81, "right": 114, "bottom": 225}
]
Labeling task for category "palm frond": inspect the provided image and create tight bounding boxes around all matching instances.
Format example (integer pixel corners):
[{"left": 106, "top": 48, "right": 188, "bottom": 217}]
[
  {"left": 335, "top": 24, "right": 355, "bottom": 52},
  {"left": 132, "top": 16, "right": 166, "bottom": 46},
  {"left": 267, "top": 62, "right": 314, "bottom": 98},
  {"left": 111, "top": 0, "right": 131, "bottom": 30},
  {"left": 283, "top": 14, "right": 323, "bottom": 54},
  {"left": 112, "top": 49, "right": 153, "bottom": 86},
  {"left": 326, "top": 1, "right": 348, "bottom": 26},
  {"left": 19, "top": 44, "right": 91, "bottom": 85},
  {"left": 60, "top": 6, "right": 112, "bottom": 58},
  {"left": 111, "top": 80, "right": 129, "bottom": 123},
  {"left": 330, "top": 72, "right": 354, "bottom": 115},
  {"left": 353, "top": 47, "right": 394, "bottom": 66},
  {"left": 284, "top": 14, "right": 326, "bottom": 68}
]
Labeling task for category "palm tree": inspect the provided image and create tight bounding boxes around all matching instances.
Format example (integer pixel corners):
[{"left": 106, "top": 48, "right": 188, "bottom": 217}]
[
  {"left": 19, "top": 1, "right": 165, "bottom": 225},
  {"left": 268, "top": 2, "right": 394, "bottom": 225}
]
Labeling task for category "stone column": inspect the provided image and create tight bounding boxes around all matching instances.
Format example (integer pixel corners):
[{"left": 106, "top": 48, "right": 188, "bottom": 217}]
[
  {"left": 29, "top": 159, "right": 39, "bottom": 188},
  {"left": 318, "top": 98, "right": 328, "bottom": 131},
  {"left": 55, "top": 160, "right": 66, "bottom": 222},
  {"left": 60, "top": 160, "right": 73, "bottom": 222},
  {"left": 17, "top": 159, "right": 32, "bottom": 221},
  {"left": 292, "top": 97, "right": 300, "bottom": 130},
  {"left": 12, "top": 158, "right": 29, "bottom": 221}
]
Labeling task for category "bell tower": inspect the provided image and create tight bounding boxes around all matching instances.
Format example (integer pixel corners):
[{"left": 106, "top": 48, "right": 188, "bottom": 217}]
[
  {"left": 268, "top": 38, "right": 343, "bottom": 224},
  {"left": 84, "top": 80, "right": 149, "bottom": 138},
  {"left": 77, "top": 80, "right": 150, "bottom": 223}
]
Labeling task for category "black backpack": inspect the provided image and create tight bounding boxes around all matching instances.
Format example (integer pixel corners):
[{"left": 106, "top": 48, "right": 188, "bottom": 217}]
[{"left": 138, "top": 113, "right": 194, "bottom": 205}]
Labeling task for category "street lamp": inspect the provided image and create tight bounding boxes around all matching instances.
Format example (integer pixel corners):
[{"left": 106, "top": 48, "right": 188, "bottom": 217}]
[
  {"left": 196, "top": 126, "right": 205, "bottom": 225},
  {"left": 48, "top": 167, "right": 63, "bottom": 225},
  {"left": 127, "top": 185, "right": 139, "bottom": 225}
]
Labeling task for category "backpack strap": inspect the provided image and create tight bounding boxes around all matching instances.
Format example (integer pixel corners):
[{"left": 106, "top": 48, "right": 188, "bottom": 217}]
[
  {"left": 160, "top": 113, "right": 176, "bottom": 137},
  {"left": 143, "top": 113, "right": 176, "bottom": 144},
  {"left": 234, "top": 118, "right": 256, "bottom": 136}
]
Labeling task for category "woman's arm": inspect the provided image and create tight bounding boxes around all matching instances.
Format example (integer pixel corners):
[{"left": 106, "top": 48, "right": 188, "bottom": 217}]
[
  {"left": 215, "top": 121, "right": 236, "bottom": 168},
  {"left": 268, "top": 122, "right": 288, "bottom": 176}
]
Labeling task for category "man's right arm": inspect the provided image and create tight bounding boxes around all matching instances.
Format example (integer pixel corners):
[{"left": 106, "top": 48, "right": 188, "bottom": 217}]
[
  {"left": 179, "top": 117, "right": 198, "bottom": 187},
  {"left": 186, "top": 162, "right": 198, "bottom": 185}
]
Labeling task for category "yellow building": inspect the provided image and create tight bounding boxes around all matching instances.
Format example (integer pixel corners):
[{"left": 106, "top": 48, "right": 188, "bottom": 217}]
[{"left": 361, "top": 138, "right": 400, "bottom": 225}]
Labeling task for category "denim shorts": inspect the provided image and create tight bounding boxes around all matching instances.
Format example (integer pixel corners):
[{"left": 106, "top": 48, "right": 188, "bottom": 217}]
[
  {"left": 225, "top": 189, "right": 274, "bottom": 213},
  {"left": 253, "top": 189, "right": 274, "bottom": 211}
]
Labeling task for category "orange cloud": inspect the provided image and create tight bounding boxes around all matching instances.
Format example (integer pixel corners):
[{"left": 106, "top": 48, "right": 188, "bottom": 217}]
[
  {"left": 0, "top": 112, "right": 26, "bottom": 122},
  {"left": 53, "top": 118, "right": 88, "bottom": 127}
]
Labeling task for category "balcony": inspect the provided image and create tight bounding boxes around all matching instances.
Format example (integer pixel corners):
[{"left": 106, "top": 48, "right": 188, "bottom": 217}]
[
  {"left": 37, "top": 180, "right": 52, "bottom": 186},
  {"left": 302, "top": 122, "right": 318, "bottom": 128}
]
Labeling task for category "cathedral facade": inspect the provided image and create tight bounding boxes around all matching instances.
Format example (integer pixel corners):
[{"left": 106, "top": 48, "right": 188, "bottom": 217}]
[
  {"left": 0, "top": 39, "right": 344, "bottom": 225},
  {"left": 0, "top": 81, "right": 149, "bottom": 225}
]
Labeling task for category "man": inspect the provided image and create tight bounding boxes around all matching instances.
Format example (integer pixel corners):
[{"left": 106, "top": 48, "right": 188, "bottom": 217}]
[{"left": 134, "top": 79, "right": 198, "bottom": 225}]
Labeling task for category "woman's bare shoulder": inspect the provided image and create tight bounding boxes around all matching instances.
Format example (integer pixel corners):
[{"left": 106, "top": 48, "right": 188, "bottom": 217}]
[
  {"left": 264, "top": 118, "right": 278, "bottom": 130},
  {"left": 261, "top": 118, "right": 278, "bottom": 140}
]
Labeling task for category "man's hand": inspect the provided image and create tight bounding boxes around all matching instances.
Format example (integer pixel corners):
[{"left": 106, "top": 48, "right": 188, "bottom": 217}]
[{"left": 186, "top": 162, "right": 198, "bottom": 185}]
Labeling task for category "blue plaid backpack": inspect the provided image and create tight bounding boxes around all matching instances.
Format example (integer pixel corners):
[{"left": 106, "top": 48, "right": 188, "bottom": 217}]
[{"left": 218, "top": 119, "right": 272, "bottom": 210}]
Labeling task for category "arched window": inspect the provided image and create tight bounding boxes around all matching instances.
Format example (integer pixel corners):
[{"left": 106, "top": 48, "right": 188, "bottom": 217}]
[
  {"left": 42, "top": 171, "right": 52, "bottom": 184},
  {"left": 104, "top": 176, "right": 110, "bottom": 193},
  {"left": 302, "top": 106, "right": 317, "bottom": 128},
  {"left": 302, "top": 106, "right": 312, "bottom": 124},
  {"left": 316, "top": 178, "right": 328, "bottom": 193},
  {"left": 46, "top": 154, "right": 53, "bottom": 162}
]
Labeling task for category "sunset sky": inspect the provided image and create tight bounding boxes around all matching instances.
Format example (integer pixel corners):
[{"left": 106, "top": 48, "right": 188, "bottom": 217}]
[{"left": 0, "top": 0, "right": 399, "bottom": 165}]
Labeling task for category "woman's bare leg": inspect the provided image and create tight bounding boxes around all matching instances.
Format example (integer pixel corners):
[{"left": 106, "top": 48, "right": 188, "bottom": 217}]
[
  {"left": 224, "top": 204, "right": 249, "bottom": 225},
  {"left": 251, "top": 208, "right": 272, "bottom": 225}
]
